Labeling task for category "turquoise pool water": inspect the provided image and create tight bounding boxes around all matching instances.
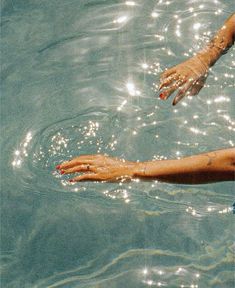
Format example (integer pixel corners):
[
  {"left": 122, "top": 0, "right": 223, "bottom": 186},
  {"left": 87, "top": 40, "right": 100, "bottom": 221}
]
[{"left": 1, "top": 0, "right": 234, "bottom": 287}]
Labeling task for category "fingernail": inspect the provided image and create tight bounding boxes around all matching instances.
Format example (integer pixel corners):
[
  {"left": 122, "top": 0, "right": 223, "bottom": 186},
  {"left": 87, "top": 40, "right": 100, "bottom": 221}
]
[
  {"left": 56, "top": 165, "right": 61, "bottom": 169},
  {"left": 159, "top": 93, "right": 165, "bottom": 100},
  {"left": 69, "top": 179, "right": 74, "bottom": 182},
  {"left": 60, "top": 170, "right": 65, "bottom": 175}
]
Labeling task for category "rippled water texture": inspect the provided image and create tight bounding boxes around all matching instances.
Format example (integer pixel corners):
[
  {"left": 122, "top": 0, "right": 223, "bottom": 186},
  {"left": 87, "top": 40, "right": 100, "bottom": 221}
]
[{"left": 1, "top": 0, "right": 235, "bottom": 287}]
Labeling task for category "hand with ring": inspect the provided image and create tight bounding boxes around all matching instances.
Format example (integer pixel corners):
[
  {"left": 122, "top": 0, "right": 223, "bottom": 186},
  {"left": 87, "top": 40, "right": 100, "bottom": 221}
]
[
  {"left": 56, "top": 154, "right": 136, "bottom": 182},
  {"left": 159, "top": 54, "right": 209, "bottom": 105}
]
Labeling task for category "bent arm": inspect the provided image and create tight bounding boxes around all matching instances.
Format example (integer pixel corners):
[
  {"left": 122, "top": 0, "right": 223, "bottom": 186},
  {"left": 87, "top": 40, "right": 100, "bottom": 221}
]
[
  {"left": 197, "top": 13, "right": 235, "bottom": 67},
  {"left": 135, "top": 148, "right": 235, "bottom": 184},
  {"left": 158, "top": 13, "right": 235, "bottom": 105}
]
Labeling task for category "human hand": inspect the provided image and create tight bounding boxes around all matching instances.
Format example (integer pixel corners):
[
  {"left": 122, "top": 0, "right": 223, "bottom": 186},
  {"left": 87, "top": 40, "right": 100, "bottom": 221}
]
[
  {"left": 56, "top": 154, "right": 136, "bottom": 182},
  {"left": 159, "top": 55, "right": 209, "bottom": 105}
]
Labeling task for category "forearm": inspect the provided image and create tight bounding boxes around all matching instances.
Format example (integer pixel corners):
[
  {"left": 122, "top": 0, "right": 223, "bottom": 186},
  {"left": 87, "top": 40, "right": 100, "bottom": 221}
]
[
  {"left": 134, "top": 148, "right": 235, "bottom": 184},
  {"left": 197, "top": 13, "right": 235, "bottom": 67}
]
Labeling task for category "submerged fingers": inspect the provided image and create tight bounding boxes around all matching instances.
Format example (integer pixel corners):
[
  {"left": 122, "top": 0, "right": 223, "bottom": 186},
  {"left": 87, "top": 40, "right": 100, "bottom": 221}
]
[
  {"left": 189, "top": 77, "right": 206, "bottom": 96},
  {"left": 57, "top": 155, "right": 97, "bottom": 169},
  {"left": 172, "top": 81, "right": 193, "bottom": 105},
  {"left": 159, "top": 77, "right": 187, "bottom": 100},
  {"left": 60, "top": 164, "right": 95, "bottom": 174},
  {"left": 171, "top": 78, "right": 204, "bottom": 104},
  {"left": 159, "top": 73, "right": 178, "bottom": 90},
  {"left": 159, "top": 73, "right": 200, "bottom": 104},
  {"left": 189, "top": 83, "right": 204, "bottom": 96},
  {"left": 71, "top": 173, "right": 102, "bottom": 182},
  {"left": 161, "top": 68, "right": 177, "bottom": 79}
]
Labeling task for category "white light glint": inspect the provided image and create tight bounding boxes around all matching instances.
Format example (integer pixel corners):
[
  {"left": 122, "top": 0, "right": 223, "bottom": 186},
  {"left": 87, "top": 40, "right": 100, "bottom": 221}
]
[
  {"left": 186, "top": 206, "right": 197, "bottom": 216},
  {"left": 113, "top": 15, "right": 128, "bottom": 24},
  {"left": 126, "top": 81, "right": 141, "bottom": 96},
  {"left": 193, "top": 23, "right": 201, "bottom": 30},
  {"left": 117, "top": 99, "right": 127, "bottom": 111},
  {"left": 176, "top": 30, "right": 181, "bottom": 37},
  {"left": 12, "top": 131, "right": 34, "bottom": 168},
  {"left": 126, "top": 82, "right": 135, "bottom": 94},
  {"left": 214, "top": 96, "right": 230, "bottom": 103},
  {"left": 26, "top": 132, "right": 32, "bottom": 141},
  {"left": 151, "top": 12, "right": 159, "bottom": 18},
  {"left": 207, "top": 207, "right": 215, "bottom": 212},
  {"left": 167, "top": 50, "right": 173, "bottom": 55},
  {"left": 154, "top": 34, "right": 164, "bottom": 41},
  {"left": 215, "top": 9, "right": 222, "bottom": 15},
  {"left": 190, "top": 127, "right": 207, "bottom": 135},
  {"left": 143, "top": 268, "right": 148, "bottom": 275},
  {"left": 223, "top": 114, "right": 231, "bottom": 121},
  {"left": 142, "top": 63, "right": 149, "bottom": 69},
  {"left": 125, "top": 1, "right": 135, "bottom": 6},
  {"left": 219, "top": 207, "right": 232, "bottom": 214}
]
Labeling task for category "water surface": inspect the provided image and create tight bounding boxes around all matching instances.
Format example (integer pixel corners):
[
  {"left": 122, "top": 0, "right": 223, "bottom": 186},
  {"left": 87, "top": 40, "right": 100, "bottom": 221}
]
[{"left": 1, "top": 0, "right": 235, "bottom": 287}]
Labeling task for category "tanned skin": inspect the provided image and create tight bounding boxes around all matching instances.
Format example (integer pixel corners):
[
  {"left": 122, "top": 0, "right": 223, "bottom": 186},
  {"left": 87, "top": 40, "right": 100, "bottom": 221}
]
[
  {"left": 159, "top": 13, "right": 235, "bottom": 105},
  {"left": 56, "top": 149, "right": 235, "bottom": 184},
  {"left": 56, "top": 14, "right": 235, "bottom": 184}
]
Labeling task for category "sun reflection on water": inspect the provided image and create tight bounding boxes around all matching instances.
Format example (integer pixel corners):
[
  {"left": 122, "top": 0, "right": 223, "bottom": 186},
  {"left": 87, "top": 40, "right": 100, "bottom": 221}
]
[
  {"left": 141, "top": 265, "right": 201, "bottom": 287},
  {"left": 12, "top": 131, "right": 33, "bottom": 168}
]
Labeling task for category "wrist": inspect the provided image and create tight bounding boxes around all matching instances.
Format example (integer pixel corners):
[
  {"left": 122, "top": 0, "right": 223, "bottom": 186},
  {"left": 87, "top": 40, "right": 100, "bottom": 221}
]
[
  {"left": 198, "top": 38, "right": 226, "bottom": 67},
  {"left": 133, "top": 162, "right": 149, "bottom": 177},
  {"left": 196, "top": 49, "right": 218, "bottom": 68}
]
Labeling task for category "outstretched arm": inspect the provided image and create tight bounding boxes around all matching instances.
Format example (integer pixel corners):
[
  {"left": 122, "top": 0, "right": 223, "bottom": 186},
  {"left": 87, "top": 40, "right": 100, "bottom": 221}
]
[
  {"left": 137, "top": 148, "right": 235, "bottom": 184},
  {"left": 56, "top": 148, "right": 235, "bottom": 184},
  {"left": 159, "top": 13, "right": 235, "bottom": 105}
]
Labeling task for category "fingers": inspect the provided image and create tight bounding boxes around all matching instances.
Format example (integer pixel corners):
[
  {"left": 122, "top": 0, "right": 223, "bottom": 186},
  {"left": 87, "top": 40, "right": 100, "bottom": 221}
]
[
  {"left": 159, "top": 77, "right": 187, "bottom": 100},
  {"left": 172, "top": 81, "right": 192, "bottom": 105},
  {"left": 71, "top": 173, "right": 102, "bottom": 182},
  {"left": 189, "top": 83, "right": 204, "bottom": 96},
  {"left": 58, "top": 155, "right": 95, "bottom": 169},
  {"left": 61, "top": 164, "right": 95, "bottom": 174},
  {"left": 161, "top": 68, "right": 176, "bottom": 80},
  {"left": 189, "top": 77, "right": 206, "bottom": 96},
  {"left": 159, "top": 72, "right": 178, "bottom": 90}
]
